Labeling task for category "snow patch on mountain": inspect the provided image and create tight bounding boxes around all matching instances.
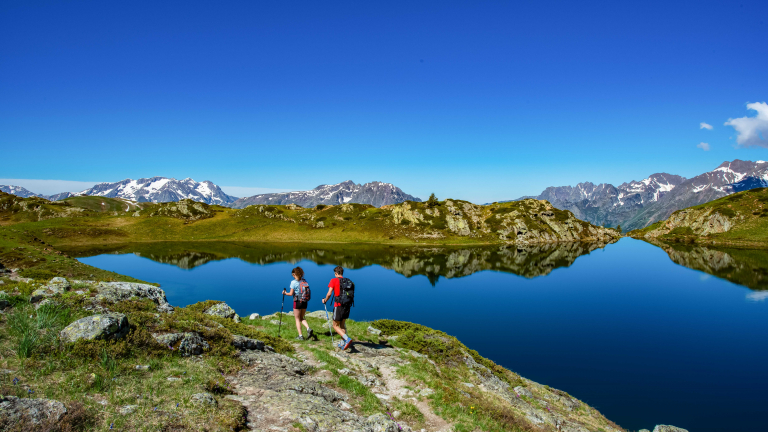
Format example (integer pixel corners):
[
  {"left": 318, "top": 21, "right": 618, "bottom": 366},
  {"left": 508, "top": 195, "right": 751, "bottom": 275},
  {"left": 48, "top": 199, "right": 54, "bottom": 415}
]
[
  {"left": 230, "top": 180, "right": 420, "bottom": 208},
  {"left": 75, "top": 177, "right": 238, "bottom": 205}
]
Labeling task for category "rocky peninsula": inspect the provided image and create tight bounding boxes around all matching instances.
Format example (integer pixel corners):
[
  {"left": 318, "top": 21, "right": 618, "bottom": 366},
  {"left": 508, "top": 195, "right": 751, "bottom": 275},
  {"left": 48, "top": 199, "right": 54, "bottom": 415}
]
[{"left": 0, "top": 269, "right": 688, "bottom": 432}]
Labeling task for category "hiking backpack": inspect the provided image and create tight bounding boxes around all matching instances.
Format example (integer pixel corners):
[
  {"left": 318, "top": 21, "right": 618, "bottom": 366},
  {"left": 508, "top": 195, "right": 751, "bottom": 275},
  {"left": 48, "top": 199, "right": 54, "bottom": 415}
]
[
  {"left": 337, "top": 277, "right": 355, "bottom": 307},
  {"left": 297, "top": 279, "right": 311, "bottom": 303}
]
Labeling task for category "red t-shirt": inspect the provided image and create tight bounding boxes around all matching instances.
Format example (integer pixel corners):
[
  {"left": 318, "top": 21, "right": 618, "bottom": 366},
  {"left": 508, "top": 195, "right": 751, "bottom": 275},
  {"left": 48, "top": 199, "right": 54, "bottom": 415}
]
[{"left": 328, "top": 278, "right": 341, "bottom": 307}]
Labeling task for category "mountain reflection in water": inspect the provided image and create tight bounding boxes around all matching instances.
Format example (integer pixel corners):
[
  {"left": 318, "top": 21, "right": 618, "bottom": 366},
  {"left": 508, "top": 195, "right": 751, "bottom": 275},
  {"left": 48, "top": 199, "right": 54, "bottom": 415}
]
[
  {"left": 649, "top": 240, "right": 768, "bottom": 290},
  {"left": 63, "top": 241, "right": 612, "bottom": 282}
]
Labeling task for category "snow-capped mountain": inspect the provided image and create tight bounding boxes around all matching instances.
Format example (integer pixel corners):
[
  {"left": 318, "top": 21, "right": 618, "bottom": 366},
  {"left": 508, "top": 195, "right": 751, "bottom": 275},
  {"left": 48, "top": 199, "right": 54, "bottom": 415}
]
[
  {"left": 517, "top": 160, "right": 768, "bottom": 231},
  {"left": 76, "top": 177, "right": 238, "bottom": 205},
  {"left": 0, "top": 185, "right": 40, "bottom": 198},
  {"left": 522, "top": 173, "right": 686, "bottom": 229},
  {"left": 625, "top": 160, "right": 768, "bottom": 230},
  {"left": 230, "top": 180, "right": 421, "bottom": 208}
]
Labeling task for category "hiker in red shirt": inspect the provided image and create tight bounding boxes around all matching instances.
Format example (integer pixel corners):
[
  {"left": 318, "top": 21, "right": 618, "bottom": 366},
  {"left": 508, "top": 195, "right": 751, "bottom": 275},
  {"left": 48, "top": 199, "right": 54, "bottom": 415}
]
[{"left": 322, "top": 265, "right": 354, "bottom": 350}]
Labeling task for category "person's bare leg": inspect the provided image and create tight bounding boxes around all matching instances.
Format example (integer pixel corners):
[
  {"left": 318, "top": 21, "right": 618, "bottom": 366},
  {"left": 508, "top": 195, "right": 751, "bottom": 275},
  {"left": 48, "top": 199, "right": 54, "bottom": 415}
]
[
  {"left": 333, "top": 320, "right": 347, "bottom": 339},
  {"left": 294, "top": 309, "right": 303, "bottom": 336},
  {"left": 300, "top": 309, "right": 310, "bottom": 330}
]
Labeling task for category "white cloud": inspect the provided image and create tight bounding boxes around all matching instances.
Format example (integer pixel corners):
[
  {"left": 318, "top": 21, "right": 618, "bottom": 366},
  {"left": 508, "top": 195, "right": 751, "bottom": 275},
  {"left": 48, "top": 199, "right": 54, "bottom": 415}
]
[
  {"left": 724, "top": 102, "right": 768, "bottom": 148},
  {"left": 747, "top": 291, "right": 768, "bottom": 302},
  {"left": 700, "top": 122, "right": 713, "bottom": 130},
  {"left": 697, "top": 142, "right": 711, "bottom": 151},
  {"left": 219, "top": 186, "right": 293, "bottom": 198},
  {"left": 0, "top": 179, "right": 101, "bottom": 195}
]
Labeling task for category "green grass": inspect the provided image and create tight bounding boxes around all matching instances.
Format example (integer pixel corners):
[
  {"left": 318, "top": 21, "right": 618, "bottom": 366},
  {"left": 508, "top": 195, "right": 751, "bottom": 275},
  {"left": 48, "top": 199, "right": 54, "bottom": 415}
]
[{"left": 337, "top": 374, "right": 383, "bottom": 415}]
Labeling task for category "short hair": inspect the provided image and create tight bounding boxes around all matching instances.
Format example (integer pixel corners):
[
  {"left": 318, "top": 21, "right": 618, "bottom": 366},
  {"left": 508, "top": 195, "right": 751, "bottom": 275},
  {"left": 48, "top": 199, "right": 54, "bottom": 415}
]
[
  {"left": 334, "top": 266, "right": 344, "bottom": 275},
  {"left": 292, "top": 266, "right": 304, "bottom": 279}
]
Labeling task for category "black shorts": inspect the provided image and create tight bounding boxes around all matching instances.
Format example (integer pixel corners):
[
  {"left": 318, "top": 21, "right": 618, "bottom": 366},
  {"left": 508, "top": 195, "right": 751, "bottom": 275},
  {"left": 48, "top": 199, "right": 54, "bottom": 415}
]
[
  {"left": 294, "top": 301, "right": 307, "bottom": 310},
  {"left": 333, "top": 304, "right": 350, "bottom": 322}
]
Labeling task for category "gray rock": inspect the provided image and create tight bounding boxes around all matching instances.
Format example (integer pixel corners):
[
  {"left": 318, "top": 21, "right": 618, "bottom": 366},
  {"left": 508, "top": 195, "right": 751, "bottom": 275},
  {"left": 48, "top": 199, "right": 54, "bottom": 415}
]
[
  {"left": 95, "top": 281, "right": 173, "bottom": 313},
  {"left": 462, "top": 382, "right": 475, "bottom": 388},
  {"left": 60, "top": 313, "right": 129, "bottom": 343},
  {"left": 338, "top": 368, "right": 351, "bottom": 375},
  {"left": 233, "top": 315, "right": 241, "bottom": 323},
  {"left": 134, "top": 365, "right": 150, "bottom": 370},
  {"left": 249, "top": 313, "right": 260, "bottom": 320},
  {"left": 366, "top": 413, "right": 399, "bottom": 432},
  {"left": 419, "top": 388, "right": 434, "bottom": 397},
  {"left": 153, "top": 332, "right": 210, "bottom": 356},
  {"left": 48, "top": 277, "right": 71, "bottom": 290},
  {"left": 232, "top": 335, "right": 265, "bottom": 351},
  {"left": 639, "top": 429, "right": 650, "bottom": 432},
  {"left": 514, "top": 385, "right": 533, "bottom": 398},
  {"left": 167, "top": 377, "right": 181, "bottom": 382},
  {"left": 119, "top": 404, "right": 138, "bottom": 415},
  {"left": 0, "top": 395, "right": 67, "bottom": 426},
  {"left": 191, "top": 392, "right": 217, "bottom": 407},
  {"left": 34, "top": 298, "right": 58, "bottom": 310},
  {"left": 204, "top": 302, "right": 237, "bottom": 320},
  {"left": 653, "top": 426, "right": 688, "bottom": 432},
  {"left": 367, "top": 326, "right": 382, "bottom": 336}
]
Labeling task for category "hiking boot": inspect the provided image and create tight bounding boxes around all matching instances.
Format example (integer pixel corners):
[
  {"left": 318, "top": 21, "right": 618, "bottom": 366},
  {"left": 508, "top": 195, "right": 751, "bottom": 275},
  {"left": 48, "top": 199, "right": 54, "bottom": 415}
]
[
  {"left": 307, "top": 328, "right": 314, "bottom": 339},
  {"left": 342, "top": 337, "right": 353, "bottom": 350},
  {"left": 295, "top": 335, "right": 304, "bottom": 341},
  {"left": 336, "top": 340, "right": 345, "bottom": 349}
]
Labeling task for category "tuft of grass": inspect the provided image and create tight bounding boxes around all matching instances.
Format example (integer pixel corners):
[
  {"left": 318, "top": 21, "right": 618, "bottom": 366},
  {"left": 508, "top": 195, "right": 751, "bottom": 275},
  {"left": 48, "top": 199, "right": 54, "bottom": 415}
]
[{"left": 337, "top": 375, "right": 382, "bottom": 415}]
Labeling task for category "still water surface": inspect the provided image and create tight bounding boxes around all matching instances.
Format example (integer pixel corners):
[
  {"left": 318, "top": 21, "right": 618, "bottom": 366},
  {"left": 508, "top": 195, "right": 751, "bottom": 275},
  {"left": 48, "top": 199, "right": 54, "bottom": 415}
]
[{"left": 72, "top": 239, "right": 768, "bottom": 432}]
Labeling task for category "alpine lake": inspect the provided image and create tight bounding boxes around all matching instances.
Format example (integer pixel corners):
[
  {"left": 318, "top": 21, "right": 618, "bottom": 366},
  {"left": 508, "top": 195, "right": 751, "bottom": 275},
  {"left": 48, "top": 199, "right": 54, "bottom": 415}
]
[{"left": 64, "top": 238, "right": 768, "bottom": 432}]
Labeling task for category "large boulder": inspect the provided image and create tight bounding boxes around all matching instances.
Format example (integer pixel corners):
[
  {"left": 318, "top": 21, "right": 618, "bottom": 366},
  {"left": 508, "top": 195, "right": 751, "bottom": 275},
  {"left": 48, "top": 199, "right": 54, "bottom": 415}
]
[
  {"left": 60, "top": 313, "right": 130, "bottom": 343},
  {"left": 232, "top": 335, "right": 265, "bottom": 351},
  {"left": 95, "top": 282, "right": 173, "bottom": 313},
  {"left": 153, "top": 332, "right": 210, "bottom": 356},
  {"left": 204, "top": 302, "right": 237, "bottom": 320},
  {"left": 29, "top": 277, "right": 72, "bottom": 303},
  {"left": 0, "top": 395, "right": 67, "bottom": 426},
  {"left": 653, "top": 426, "right": 688, "bottom": 432},
  {"left": 191, "top": 392, "right": 217, "bottom": 407},
  {"left": 366, "top": 413, "right": 400, "bottom": 432}
]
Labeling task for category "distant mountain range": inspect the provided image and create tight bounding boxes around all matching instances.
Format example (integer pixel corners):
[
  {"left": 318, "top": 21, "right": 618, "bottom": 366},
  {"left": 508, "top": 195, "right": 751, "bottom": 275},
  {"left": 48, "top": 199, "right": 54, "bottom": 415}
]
[
  {"left": 1, "top": 178, "right": 420, "bottom": 208},
  {"left": 516, "top": 159, "right": 768, "bottom": 231},
  {"left": 229, "top": 180, "right": 421, "bottom": 208}
]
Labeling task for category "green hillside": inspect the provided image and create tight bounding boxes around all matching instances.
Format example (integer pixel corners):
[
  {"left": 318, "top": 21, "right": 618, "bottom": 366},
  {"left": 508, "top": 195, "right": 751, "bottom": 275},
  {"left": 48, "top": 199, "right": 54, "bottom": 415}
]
[{"left": 629, "top": 187, "right": 768, "bottom": 245}]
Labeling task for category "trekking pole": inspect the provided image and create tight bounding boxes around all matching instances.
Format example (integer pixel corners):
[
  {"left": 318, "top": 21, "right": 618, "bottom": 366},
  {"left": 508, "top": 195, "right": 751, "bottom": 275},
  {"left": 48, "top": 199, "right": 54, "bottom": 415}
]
[
  {"left": 323, "top": 297, "right": 333, "bottom": 348},
  {"left": 278, "top": 291, "right": 285, "bottom": 338}
]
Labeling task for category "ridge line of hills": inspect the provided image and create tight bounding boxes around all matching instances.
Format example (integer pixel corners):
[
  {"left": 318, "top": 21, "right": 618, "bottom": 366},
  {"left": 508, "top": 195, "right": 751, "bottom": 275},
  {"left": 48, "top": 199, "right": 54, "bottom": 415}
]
[
  {"left": 0, "top": 178, "right": 421, "bottom": 209},
  {"left": 4, "top": 159, "right": 768, "bottom": 230}
]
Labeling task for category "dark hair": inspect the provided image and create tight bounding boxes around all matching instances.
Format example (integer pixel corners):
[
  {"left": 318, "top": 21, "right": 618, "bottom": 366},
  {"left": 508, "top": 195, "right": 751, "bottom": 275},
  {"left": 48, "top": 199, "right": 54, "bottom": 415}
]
[
  {"left": 292, "top": 266, "right": 304, "bottom": 279},
  {"left": 334, "top": 266, "right": 344, "bottom": 275}
]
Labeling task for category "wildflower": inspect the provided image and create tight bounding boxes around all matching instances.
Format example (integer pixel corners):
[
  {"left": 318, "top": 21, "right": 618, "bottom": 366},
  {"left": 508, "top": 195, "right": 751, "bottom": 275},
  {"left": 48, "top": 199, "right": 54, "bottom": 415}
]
[
  {"left": 12, "top": 378, "right": 18, "bottom": 385},
  {"left": 176, "top": 403, "right": 179, "bottom": 407},
  {"left": 110, "top": 423, "right": 114, "bottom": 429},
  {"left": 28, "top": 389, "right": 34, "bottom": 394}
]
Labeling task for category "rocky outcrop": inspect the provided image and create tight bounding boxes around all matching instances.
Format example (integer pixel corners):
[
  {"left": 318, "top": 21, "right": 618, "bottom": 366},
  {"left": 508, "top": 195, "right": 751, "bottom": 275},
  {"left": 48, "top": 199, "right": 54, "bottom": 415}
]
[
  {"left": 60, "top": 313, "right": 130, "bottom": 343},
  {"left": 204, "top": 302, "right": 239, "bottom": 322},
  {"left": 152, "top": 332, "right": 210, "bottom": 355},
  {"left": 95, "top": 281, "right": 173, "bottom": 313},
  {"left": 642, "top": 207, "right": 735, "bottom": 238},
  {"left": 144, "top": 199, "right": 215, "bottom": 221},
  {"left": 29, "top": 277, "right": 71, "bottom": 303},
  {"left": 653, "top": 426, "right": 688, "bottom": 432},
  {"left": 0, "top": 395, "right": 67, "bottom": 427}
]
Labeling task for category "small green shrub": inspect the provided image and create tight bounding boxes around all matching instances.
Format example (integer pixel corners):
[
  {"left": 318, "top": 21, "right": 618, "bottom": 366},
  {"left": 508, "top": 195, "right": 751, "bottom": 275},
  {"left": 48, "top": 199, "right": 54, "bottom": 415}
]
[
  {"left": 17, "top": 268, "right": 57, "bottom": 280},
  {"left": 315, "top": 205, "right": 326, "bottom": 210}
]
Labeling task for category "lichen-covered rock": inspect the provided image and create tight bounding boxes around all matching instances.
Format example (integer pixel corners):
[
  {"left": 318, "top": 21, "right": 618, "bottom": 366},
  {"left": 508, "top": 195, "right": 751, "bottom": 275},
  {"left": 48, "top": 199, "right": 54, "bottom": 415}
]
[
  {"left": 60, "top": 313, "right": 129, "bottom": 343},
  {"left": 204, "top": 302, "right": 237, "bottom": 320},
  {"left": 232, "top": 335, "right": 264, "bottom": 351},
  {"left": 366, "top": 413, "right": 400, "bottom": 432},
  {"left": 95, "top": 282, "right": 173, "bottom": 313},
  {"left": 248, "top": 313, "right": 260, "bottom": 320},
  {"left": 0, "top": 395, "right": 67, "bottom": 426},
  {"left": 153, "top": 332, "right": 210, "bottom": 356},
  {"left": 367, "top": 326, "right": 382, "bottom": 336},
  {"left": 48, "top": 277, "right": 71, "bottom": 290},
  {"left": 191, "top": 392, "right": 217, "bottom": 407},
  {"left": 653, "top": 426, "right": 688, "bottom": 432},
  {"left": 119, "top": 405, "right": 138, "bottom": 415}
]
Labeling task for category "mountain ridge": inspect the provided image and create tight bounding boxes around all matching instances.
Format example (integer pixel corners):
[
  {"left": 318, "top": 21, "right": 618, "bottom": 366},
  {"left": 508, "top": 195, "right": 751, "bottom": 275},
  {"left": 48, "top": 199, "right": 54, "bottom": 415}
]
[
  {"left": 513, "top": 159, "right": 768, "bottom": 231},
  {"left": 230, "top": 180, "right": 421, "bottom": 208}
]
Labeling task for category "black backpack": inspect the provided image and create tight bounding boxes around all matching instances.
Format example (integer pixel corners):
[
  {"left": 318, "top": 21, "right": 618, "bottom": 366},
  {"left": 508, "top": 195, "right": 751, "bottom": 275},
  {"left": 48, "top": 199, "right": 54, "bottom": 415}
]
[{"left": 337, "top": 277, "right": 355, "bottom": 307}]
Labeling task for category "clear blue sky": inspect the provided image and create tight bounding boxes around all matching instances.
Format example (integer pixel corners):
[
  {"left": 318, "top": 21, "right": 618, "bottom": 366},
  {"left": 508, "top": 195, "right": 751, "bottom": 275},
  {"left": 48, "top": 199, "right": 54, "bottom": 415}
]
[{"left": 1, "top": 0, "right": 767, "bottom": 202}]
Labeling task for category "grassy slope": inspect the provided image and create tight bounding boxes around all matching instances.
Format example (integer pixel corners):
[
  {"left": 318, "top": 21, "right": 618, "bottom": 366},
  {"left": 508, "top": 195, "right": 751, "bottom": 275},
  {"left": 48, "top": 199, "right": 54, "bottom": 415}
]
[
  {"left": 628, "top": 187, "right": 768, "bottom": 245},
  {"left": 1, "top": 193, "right": 618, "bottom": 252}
]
